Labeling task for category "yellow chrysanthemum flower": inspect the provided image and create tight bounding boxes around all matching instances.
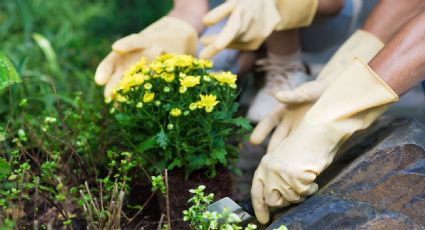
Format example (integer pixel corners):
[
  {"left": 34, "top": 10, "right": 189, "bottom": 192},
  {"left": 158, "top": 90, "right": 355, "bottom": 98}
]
[
  {"left": 189, "top": 103, "right": 198, "bottom": 111},
  {"left": 179, "top": 75, "right": 200, "bottom": 88},
  {"left": 124, "top": 58, "right": 148, "bottom": 77},
  {"left": 165, "top": 55, "right": 193, "bottom": 68},
  {"left": 161, "top": 72, "right": 175, "bottom": 82},
  {"left": 149, "top": 61, "right": 163, "bottom": 73},
  {"left": 157, "top": 53, "right": 173, "bottom": 62},
  {"left": 198, "top": 94, "right": 219, "bottom": 113},
  {"left": 198, "top": 59, "right": 213, "bottom": 68},
  {"left": 116, "top": 94, "right": 128, "bottom": 103},
  {"left": 170, "top": 108, "right": 182, "bottom": 117},
  {"left": 211, "top": 72, "right": 237, "bottom": 88},
  {"left": 144, "top": 82, "right": 152, "bottom": 90},
  {"left": 143, "top": 92, "right": 155, "bottom": 103},
  {"left": 179, "top": 86, "right": 187, "bottom": 94},
  {"left": 117, "top": 73, "right": 147, "bottom": 92}
]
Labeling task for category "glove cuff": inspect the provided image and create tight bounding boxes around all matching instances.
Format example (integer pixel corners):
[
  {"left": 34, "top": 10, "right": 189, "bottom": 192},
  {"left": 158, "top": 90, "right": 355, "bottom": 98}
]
[
  {"left": 318, "top": 29, "right": 384, "bottom": 82},
  {"left": 305, "top": 57, "right": 399, "bottom": 140},
  {"left": 275, "top": 0, "right": 319, "bottom": 30}
]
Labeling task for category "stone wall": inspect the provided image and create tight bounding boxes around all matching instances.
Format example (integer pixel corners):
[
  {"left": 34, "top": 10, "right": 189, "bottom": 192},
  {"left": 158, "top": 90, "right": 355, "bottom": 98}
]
[{"left": 268, "top": 117, "right": 425, "bottom": 229}]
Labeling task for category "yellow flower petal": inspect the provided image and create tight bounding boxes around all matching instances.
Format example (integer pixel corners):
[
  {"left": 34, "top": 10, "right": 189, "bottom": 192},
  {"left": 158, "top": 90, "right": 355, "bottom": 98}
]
[
  {"left": 143, "top": 92, "right": 155, "bottom": 103},
  {"left": 211, "top": 72, "right": 237, "bottom": 87},
  {"left": 170, "top": 108, "right": 182, "bottom": 117},
  {"left": 179, "top": 75, "right": 200, "bottom": 88}
]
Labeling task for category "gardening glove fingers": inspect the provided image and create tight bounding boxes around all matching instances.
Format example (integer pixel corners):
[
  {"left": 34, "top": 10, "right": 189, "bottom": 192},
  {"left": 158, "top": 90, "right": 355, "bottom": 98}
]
[
  {"left": 203, "top": 1, "right": 235, "bottom": 26},
  {"left": 251, "top": 175, "right": 270, "bottom": 224},
  {"left": 103, "top": 51, "right": 141, "bottom": 98},
  {"left": 275, "top": 80, "right": 327, "bottom": 105},
  {"left": 200, "top": 6, "right": 245, "bottom": 59},
  {"left": 142, "top": 46, "right": 165, "bottom": 61},
  {"left": 201, "top": 34, "right": 250, "bottom": 52},
  {"left": 250, "top": 104, "right": 286, "bottom": 145},
  {"left": 112, "top": 33, "right": 150, "bottom": 54},
  {"left": 264, "top": 188, "right": 290, "bottom": 208},
  {"left": 267, "top": 118, "right": 292, "bottom": 153},
  {"left": 299, "top": 182, "right": 318, "bottom": 196},
  {"left": 254, "top": 57, "right": 399, "bottom": 210},
  {"left": 200, "top": 0, "right": 282, "bottom": 59},
  {"left": 96, "top": 16, "right": 198, "bottom": 98},
  {"left": 268, "top": 103, "right": 313, "bottom": 152},
  {"left": 200, "top": 34, "right": 217, "bottom": 46},
  {"left": 104, "top": 69, "right": 124, "bottom": 98},
  {"left": 95, "top": 52, "right": 118, "bottom": 85},
  {"left": 274, "top": 30, "right": 384, "bottom": 105},
  {"left": 264, "top": 176, "right": 303, "bottom": 205}
]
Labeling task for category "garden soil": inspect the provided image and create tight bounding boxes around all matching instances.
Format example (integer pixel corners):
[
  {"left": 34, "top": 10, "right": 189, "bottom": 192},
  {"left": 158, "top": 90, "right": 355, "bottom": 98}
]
[{"left": 159, "top": 165, "right": 233, "bottom": 229}]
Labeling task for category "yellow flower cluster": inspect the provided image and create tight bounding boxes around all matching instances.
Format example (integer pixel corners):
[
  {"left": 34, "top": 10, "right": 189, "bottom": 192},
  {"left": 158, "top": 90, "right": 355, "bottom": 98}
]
[
  {"left": 111, "top": 54, "right": 235, "bottom": 114},
  {"left": 211, "top": 72, "right": 237, "bottom": 88},
  {"left": 117, "top": 73, "right": 149, "bottom": 93}
]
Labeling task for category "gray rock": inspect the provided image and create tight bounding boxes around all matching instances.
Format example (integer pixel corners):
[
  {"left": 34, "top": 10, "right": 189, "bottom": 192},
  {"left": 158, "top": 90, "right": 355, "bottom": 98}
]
[{"left": 268, "top": 117, "right": 425, "bottom": 230}]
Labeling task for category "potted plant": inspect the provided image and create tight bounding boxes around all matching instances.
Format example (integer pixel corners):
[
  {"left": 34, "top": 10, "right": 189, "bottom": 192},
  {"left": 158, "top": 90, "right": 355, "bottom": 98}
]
[{"left": 109, "top": 54, "right": 251, "bottom": 225}]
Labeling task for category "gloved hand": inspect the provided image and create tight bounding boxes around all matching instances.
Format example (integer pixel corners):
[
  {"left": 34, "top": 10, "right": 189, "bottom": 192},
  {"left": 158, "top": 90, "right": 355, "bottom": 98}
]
[
  {"left": 250, "top": 30, "right": 384, "bottom": 152},
  {"left": 251, "top": 57, "right": 399, "bottom": 224},
  {"left": 95, "top": 16, "right": 198, "bottom": 97},
  {"left": 199, "top": 0, "right": 318, "bottom": 59}
]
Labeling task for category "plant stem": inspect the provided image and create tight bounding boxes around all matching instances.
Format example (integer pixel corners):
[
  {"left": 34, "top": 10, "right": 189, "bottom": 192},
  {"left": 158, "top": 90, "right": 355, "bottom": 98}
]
[{"left": 165, "top": 169, "right": 171, "bottom": 230}]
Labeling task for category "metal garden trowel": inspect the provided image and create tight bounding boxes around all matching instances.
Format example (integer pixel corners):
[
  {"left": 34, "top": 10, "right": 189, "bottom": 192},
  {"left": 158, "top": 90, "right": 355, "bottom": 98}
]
[{"left": 207, "top": 197, "right": 255, "bottom": 224}]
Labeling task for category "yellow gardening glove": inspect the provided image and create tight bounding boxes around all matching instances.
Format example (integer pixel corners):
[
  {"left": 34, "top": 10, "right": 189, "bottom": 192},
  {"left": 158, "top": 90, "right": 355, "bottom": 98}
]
[
  {"left": 199, "top": 0, "right": 318, "bottom": 59},
  {"left": 251, "top": 57, "right": 399, "bottom": 224},
  {"left": 95, "top": 16, "right": 198, "bottom": 97},
  {"left": 250, "top": 30, "right": 384, "bottom": 152}
]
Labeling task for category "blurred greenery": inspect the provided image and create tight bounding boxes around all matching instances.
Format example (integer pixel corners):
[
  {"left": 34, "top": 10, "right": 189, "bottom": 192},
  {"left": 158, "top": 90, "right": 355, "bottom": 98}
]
[{"left": 0, "top": 0, "right": 172, "bottom": 118}]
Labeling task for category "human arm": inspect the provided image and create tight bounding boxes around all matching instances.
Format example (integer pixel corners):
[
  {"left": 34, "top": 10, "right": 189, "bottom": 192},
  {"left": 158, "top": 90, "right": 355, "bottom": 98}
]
[
  {"left": 370, "top": 10, "right": 425, "bottom": 95},
  {"left": 168, "top": 0, "right": 208, "bottom": 34}
]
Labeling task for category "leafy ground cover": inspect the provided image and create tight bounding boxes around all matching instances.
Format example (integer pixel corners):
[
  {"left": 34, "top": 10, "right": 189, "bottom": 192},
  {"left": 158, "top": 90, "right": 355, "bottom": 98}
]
[{"left": 0, "top": 1, "right": 269, "bottom": 229}]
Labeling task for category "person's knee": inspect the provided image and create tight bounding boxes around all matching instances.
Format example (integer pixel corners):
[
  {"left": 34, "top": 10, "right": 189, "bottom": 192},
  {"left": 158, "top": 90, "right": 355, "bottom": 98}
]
[{"left": 317, "top": 0, "right": 344, "bottom": 16}]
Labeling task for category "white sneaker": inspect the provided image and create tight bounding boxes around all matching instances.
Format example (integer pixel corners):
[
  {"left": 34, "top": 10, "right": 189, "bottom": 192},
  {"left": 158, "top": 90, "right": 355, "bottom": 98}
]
[{"left": 246, "top": 58, "right": 311, "bottom": 123}]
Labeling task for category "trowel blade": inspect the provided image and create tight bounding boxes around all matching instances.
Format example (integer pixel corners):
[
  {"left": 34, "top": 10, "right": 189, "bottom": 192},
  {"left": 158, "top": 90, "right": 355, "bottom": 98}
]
[{"left": 207, "top": 197, "right": 253, "bottom": 223}]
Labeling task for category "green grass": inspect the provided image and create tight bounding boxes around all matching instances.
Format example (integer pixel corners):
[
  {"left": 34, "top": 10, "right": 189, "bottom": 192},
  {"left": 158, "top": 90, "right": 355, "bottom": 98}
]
[{"left": 0, "top": 0, "right": 171, "bottom": 118}]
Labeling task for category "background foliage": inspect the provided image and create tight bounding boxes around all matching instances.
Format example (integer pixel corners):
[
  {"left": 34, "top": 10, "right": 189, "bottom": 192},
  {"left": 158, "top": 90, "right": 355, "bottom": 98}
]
[{"left": 0, "top": 0, "right": 172, "bottom": 227}]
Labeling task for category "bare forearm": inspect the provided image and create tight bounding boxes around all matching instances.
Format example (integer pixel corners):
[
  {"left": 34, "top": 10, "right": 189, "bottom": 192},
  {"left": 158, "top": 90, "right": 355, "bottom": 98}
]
[
  {"left": 168, "top": 0, "right": 208, "bottom": 33},
  {"left": 363, "top": 0, "right": 425, "bottom": 43},
  {"left": 369, "top": 11, "right": 425, "bottom": 95}
]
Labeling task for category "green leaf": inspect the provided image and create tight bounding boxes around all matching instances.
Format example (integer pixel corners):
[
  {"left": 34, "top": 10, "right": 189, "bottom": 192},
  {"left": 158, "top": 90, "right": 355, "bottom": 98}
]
[
  {"left": 232, "top": 117, "right": 252, "bottom": 130},
  {"left": 0, "top": 157, "right": 11, "bottom": 180},
  {"left": 32, "top": 33, "right": 60, "bottom": 74},
  {"left": 137, "top": 136, "right": 157, "bottom": 152},
  {"left": 0, "top": 52, "right": 21, "bottom": 90},
  {"left": 114, "top": 113, "right": 131, "bottom": 126},
  {"left": 187, "top": 153, "right": 209, "bottom": 171},
  {"left": 0, "top": 127, "right": 6, "bottom": 142},
  {"left": 155, "top": 129, "right": 169, "bottom": 149},
  {"left": 167, "top": 158, "right": 182, "bottom": 170},
  {"left": 212, "top": 148, "right": 227, "bottom": 165}
]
